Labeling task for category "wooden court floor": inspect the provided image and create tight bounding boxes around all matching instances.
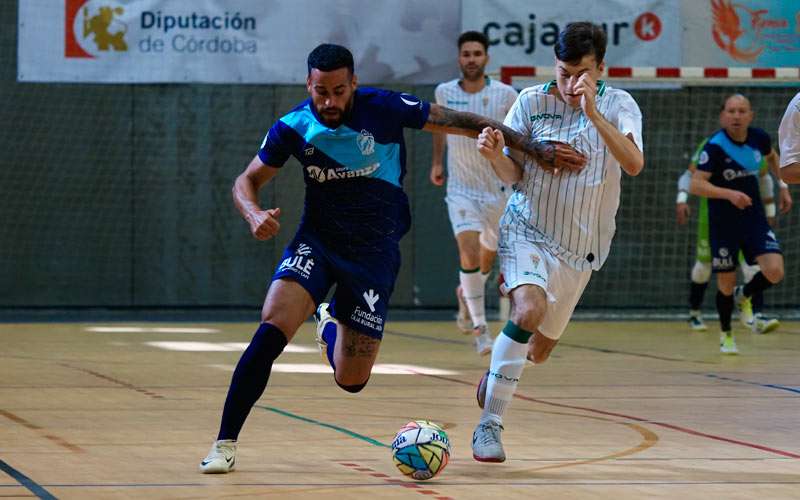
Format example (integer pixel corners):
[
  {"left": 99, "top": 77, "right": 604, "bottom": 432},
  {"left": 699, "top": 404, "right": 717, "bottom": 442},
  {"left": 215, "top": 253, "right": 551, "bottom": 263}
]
[{"left": 1, "top": 319, "right": 799, "bottom": 499}]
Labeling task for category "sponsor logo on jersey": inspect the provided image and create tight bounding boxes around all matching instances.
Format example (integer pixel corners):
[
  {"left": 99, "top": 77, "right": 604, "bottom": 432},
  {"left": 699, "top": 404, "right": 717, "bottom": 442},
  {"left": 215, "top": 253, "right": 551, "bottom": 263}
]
[
  {"left": 446, "top": 99, "right": 469, "bottom": 106},
  {"left": 357, "top": 129, "right": 375, "bottom": 156},
  {"left": 722, "top": 168, "right": 758, "bottom": 181},
  {"left": 305, "top": 163, "right": 379, "bottom": 183},
  {"left": 699, "top": 151, "right": 709, "bottom": 165},
  {"left": 530, "top": 113, "right": 562, "bottom": 121},
  {"left": 719, "top": 247, "right": 729, "bottom": 257},
  {"left": 304, "top": 146, "right": 315, "bottom": 156}
]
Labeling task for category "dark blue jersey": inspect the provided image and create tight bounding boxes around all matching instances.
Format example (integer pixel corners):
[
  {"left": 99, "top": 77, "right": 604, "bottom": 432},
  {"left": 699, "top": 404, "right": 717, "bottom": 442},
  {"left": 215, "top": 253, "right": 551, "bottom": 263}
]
[
  {"left": 696, "top": 127, "right": 771, "bottom": 222},
  {"left": 258, "top": 87, "right": 430, "bottom": 254}
]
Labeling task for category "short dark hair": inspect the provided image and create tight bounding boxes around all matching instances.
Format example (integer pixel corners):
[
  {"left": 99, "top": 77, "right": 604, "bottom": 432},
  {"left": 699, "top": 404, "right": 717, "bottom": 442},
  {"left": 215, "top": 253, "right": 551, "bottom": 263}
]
[
  {"left": 458, "top": 31, "right": 489, "bottom": 52},
  {"left": 554, "top": 22, "right": 607, "bottom": 64},
  {"left": 307, "top": 43, "right": 354, "bottom": 75}
]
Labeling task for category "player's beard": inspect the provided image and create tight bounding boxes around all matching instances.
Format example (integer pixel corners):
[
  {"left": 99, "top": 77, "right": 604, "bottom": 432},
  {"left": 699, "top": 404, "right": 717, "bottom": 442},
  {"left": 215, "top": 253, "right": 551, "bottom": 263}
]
[
  {"left": 460, "top": 64, "right": 485, "bottom": 82},
  {"left": 318, "top": 97, "right": 354, "bottom": 129}
]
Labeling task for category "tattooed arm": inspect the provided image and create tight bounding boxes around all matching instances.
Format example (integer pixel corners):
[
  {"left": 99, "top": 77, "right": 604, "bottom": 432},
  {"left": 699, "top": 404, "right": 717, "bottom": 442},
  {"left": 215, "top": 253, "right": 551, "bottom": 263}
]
[{"left": 423, "top": 103, "right": 586, "bottom": 172}]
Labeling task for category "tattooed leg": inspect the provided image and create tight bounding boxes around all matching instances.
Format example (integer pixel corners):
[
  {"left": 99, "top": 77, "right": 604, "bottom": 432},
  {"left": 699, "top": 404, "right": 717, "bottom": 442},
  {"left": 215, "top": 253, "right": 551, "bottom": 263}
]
[{"left": 333, "top": 324, "right": 381, "bottom": 387}]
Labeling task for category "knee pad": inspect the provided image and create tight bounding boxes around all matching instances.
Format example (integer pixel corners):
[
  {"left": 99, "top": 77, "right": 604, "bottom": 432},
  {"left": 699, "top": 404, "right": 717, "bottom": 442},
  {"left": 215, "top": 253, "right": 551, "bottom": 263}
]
[
  {"left": 336, "top": 379, "right": 368, "bottom": 393},
  {"left": 691, "top": 261, "right": 711, "bottom": 284}
]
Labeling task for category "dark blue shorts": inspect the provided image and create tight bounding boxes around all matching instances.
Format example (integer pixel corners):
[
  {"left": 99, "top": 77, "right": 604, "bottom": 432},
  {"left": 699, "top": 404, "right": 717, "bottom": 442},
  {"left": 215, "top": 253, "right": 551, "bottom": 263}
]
[
  {"left": 710, "top": 214, "right": 781, "bottom": 272},
  {"left": 271, "top": 231, "right": 400, "bottom": 339}
]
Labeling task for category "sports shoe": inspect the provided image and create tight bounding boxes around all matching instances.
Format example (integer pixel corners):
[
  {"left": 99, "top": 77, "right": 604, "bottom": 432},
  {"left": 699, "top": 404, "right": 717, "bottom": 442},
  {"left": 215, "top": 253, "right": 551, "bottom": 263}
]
[
  {"left": 688, "top": 315, "right": 707, "bottom": 331},
  {"left": 199, "top": 439, "right": 237, "bottom": 473},
  {"left": 473, "top": 324, "right": 493, "bottom": 356},
  {"left": 314, "top": 302, "right": 334, "bottom": 363},
  {"left": 752, "top": 313, "right": 780, "bottom": 334},
  {"left": 720, "top": 332, "right": 738, "bottom": 355},
  {"left": 456, "top": 285, "right": 472, "bottom": 334},
  {"left": 476, "top": 370, "right": 488, "bottom": 409},
  {"left": 472, "top": 421, "right": 506, "bottom": 462},
  {"left": 734, "top": 286, "right": 753, "bottom": 327}
]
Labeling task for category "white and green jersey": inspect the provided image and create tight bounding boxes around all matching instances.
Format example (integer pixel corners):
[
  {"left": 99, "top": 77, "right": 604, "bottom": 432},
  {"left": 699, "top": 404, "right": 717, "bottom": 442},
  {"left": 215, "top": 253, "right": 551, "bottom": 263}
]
[
  {"left": 501, "top": 81, "right": 643, "bottom": 271},
  {"left": 435, "top": 77, "right": 518, "bottom": 202},
  {"left": 779, "top": 91, "right": 800, "bottom": 169}
]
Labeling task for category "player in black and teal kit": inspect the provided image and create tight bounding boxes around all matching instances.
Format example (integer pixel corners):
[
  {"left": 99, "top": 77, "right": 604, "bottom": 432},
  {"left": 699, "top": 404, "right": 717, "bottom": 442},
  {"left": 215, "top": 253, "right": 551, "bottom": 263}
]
[
  {"left": 690, "top": 94, "right": 786, "bottom": 354},
  {"left": 199, "top": 43, "right": 587, "bottom": 473},
  {"left": 677, "top": 136, "right": 788, "bottom": 333}
]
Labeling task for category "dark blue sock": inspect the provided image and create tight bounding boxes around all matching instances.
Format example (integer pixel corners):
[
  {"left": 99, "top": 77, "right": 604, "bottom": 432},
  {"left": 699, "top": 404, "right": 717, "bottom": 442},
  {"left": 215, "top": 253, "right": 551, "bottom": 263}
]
[
  {"left": 322, "top": 321, "right": 337, "bottom": 370},
  {"left": 217, "top": 323, "right": 287, "bottom": 440},
  {"left": 689, "top": 281, "right": 708, "bottom": 311},
  {"left": 752, "top": 289, "right": 764, "bottom": 314},
  {"left": 716, "top": 291, "right": 733, "bottom": 332}
]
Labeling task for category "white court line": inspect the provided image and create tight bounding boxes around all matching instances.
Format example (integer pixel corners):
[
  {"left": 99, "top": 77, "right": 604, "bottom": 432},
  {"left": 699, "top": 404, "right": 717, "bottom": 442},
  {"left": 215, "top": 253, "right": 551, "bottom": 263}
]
[
  {"left": 209, "top": 363, "right": 458, "bottom": 375},
  {"left": 146, "top": 341, "right": 317, "bottom": 353},
  {"left": 87, "top": 326, "right": 220, "bottom": 333}
]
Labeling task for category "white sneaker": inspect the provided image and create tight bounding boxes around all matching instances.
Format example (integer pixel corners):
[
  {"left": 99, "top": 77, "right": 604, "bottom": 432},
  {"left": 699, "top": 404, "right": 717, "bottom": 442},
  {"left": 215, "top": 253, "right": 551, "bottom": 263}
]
[
  {"left": 720, "top": 332, "right": 738, "bottom": 355},
  {"left": 313, "top": 302, "right": 334, "bottom": 363},
  {"left": 688, "top": 315, "right": 707, "bottom": 331},
  {"left": 199, "top": 439, "right": 237, "bottom": 473},
  {"left": 752, "top": 313, "right": 780, "bottom": 334},
  {"left": 456, "top": 285, "right": 472, "bottom": 334},
  {"left": 472, "top": 421, "right": 505, "bottom": 462},
  {"left": 473, "top": 324, "right": 493, "bottom": 356}
]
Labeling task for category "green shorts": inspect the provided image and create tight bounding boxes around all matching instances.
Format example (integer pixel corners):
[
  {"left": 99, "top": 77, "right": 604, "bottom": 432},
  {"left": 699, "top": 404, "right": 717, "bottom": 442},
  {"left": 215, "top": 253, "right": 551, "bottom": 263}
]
[{"left": 696, "top": 198, "right": 710, "bottom": 263}]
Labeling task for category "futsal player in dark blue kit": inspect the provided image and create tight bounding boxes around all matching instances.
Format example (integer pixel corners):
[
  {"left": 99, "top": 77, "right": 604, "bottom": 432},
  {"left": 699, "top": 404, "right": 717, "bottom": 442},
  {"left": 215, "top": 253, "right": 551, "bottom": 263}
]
[
  {"left": 691, "top": 94, "right": 785, "bottom": 355},
  {"left": 199, "top": 43, "right": 587, "bottom": 473}
]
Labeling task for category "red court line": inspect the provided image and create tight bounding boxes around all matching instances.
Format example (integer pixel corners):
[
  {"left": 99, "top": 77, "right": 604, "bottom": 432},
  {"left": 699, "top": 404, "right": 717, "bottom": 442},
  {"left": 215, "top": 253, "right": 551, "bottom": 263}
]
[
  {"left": 58, "top": 363, "right": 165, "bottom": 399},
  {"left": 420, "top": 373, "right": 800, "bottom": 460},
  {"left": 0, "top": 410, "right": 84, "bottom": 453},
  {"left": 338, "top": 462, "right": 454, "bottom": 500}
]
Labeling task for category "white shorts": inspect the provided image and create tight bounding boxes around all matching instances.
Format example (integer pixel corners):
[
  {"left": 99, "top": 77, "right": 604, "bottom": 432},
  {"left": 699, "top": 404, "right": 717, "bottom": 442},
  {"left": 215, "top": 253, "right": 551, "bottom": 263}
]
[
  {"left": 445, "top": 191, "right": 507, "bottom": 251},
  {"left": 498, "top": 237, "right": 592, "bottom": 340}
]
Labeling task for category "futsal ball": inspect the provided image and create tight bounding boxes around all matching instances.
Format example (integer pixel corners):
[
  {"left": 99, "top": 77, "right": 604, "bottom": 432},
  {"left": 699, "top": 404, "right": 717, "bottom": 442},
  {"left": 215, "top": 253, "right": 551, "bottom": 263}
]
[{"left": 390, "top": 420, "right": 451, "bottom": 480}]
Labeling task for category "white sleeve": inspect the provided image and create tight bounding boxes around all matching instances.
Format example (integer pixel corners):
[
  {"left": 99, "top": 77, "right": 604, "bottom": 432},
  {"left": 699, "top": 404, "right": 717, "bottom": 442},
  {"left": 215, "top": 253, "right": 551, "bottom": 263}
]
[
  {"left": 615, "top": 92, "right": 644, "bottom": 152},
  {"left": 779, "top": 93, "right": 800, "bottom": 168},
  {"left": 504, "top": 86, "right": 519, "bottom": 114},
  {"left": 502, "top": 89, "right": 533, "bottom": 156},
  {"left": 434, "top": 83, "right": 446, "bottom": 106}
]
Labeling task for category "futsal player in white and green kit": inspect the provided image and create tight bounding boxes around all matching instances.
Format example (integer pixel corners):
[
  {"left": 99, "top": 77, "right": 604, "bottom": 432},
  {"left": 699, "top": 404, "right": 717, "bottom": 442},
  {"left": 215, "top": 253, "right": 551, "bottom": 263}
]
[{"left": 470, "top": 22, "right": 644, "bottom": 462}]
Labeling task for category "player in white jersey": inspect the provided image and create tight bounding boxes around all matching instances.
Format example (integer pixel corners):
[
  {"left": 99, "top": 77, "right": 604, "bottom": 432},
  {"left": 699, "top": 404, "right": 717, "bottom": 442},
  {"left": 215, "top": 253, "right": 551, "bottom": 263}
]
[
  {"left": 469, "top": 22, "right": 644, "bottom": 462},
  {"left": 430, "top": 31, "right": 518, "bottom": 355},
  {"left": 779, "top": 92, "right": 800, "bottom": 183}
]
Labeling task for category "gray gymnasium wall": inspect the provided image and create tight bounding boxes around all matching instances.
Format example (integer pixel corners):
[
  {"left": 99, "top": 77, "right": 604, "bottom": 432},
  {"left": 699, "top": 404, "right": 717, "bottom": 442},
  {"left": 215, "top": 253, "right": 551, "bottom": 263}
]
[{"left": 2, "top": 2, "right": 798, "bottom": 311}]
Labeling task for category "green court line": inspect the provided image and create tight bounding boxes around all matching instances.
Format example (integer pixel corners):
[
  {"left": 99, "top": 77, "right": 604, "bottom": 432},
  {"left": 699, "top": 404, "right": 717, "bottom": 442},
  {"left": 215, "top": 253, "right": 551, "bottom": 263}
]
[{"left": 256, "top": 405, "right": 390, "bottom": 448}]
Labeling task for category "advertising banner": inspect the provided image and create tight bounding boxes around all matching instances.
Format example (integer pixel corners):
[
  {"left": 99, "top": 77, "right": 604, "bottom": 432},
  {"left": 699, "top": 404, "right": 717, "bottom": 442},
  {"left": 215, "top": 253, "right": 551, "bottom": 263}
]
[
  {"left": 683, "top": 0, "right": 800, "bottom": 66},
  {"left": 461, "top": 0, "right": 681, "bottom": 73},
  {"left": 18, "top": 0, "right": 460, "bottom": 84}
]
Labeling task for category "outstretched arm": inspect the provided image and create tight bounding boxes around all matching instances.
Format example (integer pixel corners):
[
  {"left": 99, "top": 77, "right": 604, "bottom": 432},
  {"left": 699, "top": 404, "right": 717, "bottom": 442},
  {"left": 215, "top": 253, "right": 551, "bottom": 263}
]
[{"left": 423, "top": 103, "right": 586, "bottom": 172}]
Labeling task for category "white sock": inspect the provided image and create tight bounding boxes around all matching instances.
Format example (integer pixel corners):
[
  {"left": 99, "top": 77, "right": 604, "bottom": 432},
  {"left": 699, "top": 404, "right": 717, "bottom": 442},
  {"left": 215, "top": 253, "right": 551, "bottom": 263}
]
[
  {"left": 460, "top": 270, "right": 488, "bottom": 328},
  {"left": 480, "top": 331, "right": 529, "bottom": 425}
]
